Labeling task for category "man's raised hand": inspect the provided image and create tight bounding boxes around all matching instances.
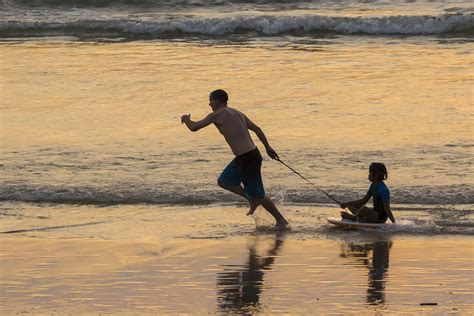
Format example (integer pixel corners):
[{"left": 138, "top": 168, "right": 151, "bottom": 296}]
[{"left": 181, "top": 114, "right": 190, "bottom": 124}]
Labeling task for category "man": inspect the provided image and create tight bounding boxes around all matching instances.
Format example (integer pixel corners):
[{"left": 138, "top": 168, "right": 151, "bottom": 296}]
[{"left": 181, "top": 89, "right": 288, "bottom": 229}]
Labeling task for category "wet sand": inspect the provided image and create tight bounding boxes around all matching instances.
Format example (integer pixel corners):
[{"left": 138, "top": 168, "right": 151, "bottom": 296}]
[{"left": 1, "top": 230, "right": 472, "bottom": 314}]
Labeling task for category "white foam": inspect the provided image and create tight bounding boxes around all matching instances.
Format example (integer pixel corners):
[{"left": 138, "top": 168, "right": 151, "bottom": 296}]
[
  {"left": 1, "top": 183, "right": 473, "bottom": 205},
  {"left": 373, "top": 218, "right": 439, "bottom": 234},
  {"left": 1, "top": 13, "right": 473, "bottom": 36}
]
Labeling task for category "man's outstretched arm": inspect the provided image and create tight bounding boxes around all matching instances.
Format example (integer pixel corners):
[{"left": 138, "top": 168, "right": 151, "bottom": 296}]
[
  {"left": 181, "top": 112, "right": 216, "bottom": 132},
  {"left": 245, "top": 115, "right": 278, "bottom": 159}
]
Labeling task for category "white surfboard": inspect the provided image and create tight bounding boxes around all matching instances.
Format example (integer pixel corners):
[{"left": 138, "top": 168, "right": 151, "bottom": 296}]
[{"left": 327, "top": 217, "right": 387, "bottom": 229}]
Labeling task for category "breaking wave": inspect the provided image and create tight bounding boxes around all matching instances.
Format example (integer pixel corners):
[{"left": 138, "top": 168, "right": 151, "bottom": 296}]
[{"left": 1, "top": 13, "right": 473, "bottom": 38}]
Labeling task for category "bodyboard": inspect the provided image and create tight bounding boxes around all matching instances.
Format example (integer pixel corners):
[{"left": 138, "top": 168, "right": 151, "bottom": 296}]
[{"left": 327, "top": 217, "right": 387, "bottom": 229}]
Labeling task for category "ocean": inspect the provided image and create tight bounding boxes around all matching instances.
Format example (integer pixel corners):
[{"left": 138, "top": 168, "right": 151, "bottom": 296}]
[
  {"left": 1, "top": 0, "right": 473, "bottom": 237},
  {"left": 1, "top": 2, "right": 474, "bottom": 314}
]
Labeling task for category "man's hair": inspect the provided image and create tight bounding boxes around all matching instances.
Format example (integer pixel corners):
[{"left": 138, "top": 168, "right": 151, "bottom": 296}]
[
  {"left": 210, "top": 89, "right": 228, "bottom": 104},
  {"left": 370, "top": 162, "right": 388, "bottom": 180}
]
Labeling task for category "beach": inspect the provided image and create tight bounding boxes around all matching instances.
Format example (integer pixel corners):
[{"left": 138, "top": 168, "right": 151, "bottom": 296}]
[
  {"left": 1, "top": 204, "right": 473, "bottom": 314},
  {"left": 1, "top": 0, "right": 473, "bottom": 314}
]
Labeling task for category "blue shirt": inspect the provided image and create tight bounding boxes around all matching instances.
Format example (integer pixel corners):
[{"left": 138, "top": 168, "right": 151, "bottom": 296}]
[{"left": 367, "top": 182, "right": 390, "bottom": 223}]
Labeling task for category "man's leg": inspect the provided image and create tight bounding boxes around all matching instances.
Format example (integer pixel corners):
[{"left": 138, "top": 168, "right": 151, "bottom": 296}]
[
  {"left": 218, "top": 181, "right": 260, "bottom": 213},
  {"left": 217, "top": 158, "right": 249, "bottom": 199},
  {"left": 260, "top": 196, "right": 288, "bottom": 228},
  {"left": 219, "top": 151, "right": 288, "bottom": 228},
  {"left": 217, "top": 181, "right": 245, "bottom": 198},
  {"left": 256, "top": 196, "right": 288, "bottom": 228},
  {"left": 220, "top": 180, "right": 287, "bottom": 227},
  {"left": 243, "top": 178, "right": 288, "bottom": 227}
]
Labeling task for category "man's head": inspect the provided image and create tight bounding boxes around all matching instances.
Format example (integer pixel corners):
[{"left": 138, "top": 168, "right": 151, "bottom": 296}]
[{"left": 209, "top": 89, "right": 228, "bottom": 111}]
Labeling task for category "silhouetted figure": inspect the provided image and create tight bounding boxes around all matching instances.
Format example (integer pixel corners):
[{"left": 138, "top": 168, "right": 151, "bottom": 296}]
[
  {"left": 340, "top": 239, "right": 392, "bottom": 305},
  {"left": 181, "top": 89, "right": 288, "bottom": 229},
  {"left": 216, "top": 233, "right": 285, "bottom": 313},
  {"left": 340, "top": 163, "right": 395, "bottom": 224}
]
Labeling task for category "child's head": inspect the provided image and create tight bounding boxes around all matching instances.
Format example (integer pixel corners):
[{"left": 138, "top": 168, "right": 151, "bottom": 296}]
[
  {"left": 209, "top": 89, "right": 228, "bottom": 110},
  {"left": 369, "top": 162, "right": 388, "bottom": 182}
]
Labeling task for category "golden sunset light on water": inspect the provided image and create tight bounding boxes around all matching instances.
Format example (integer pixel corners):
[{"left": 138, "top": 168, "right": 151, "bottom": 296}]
[{"left": 1, "top": 0, "right": 473, "bottom": 314}]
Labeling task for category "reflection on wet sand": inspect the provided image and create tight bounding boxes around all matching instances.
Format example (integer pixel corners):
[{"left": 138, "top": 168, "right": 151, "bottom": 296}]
[
  {"left": 216, "top": 232, "right": 285, "bottom": 313},
  {"left": 340, "top": 239, "right": 392, "bottom": 305}
]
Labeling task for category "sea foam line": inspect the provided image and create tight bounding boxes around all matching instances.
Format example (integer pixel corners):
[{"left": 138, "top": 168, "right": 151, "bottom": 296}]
[
  {"left": 1, "top": 183, "right": 473, "bottom": 205},
  {"left": 1, "top": 13, "right": 473, "bottom": 36}
]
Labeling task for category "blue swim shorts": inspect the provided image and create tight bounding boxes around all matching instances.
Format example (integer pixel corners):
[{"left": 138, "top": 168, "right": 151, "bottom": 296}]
[{"left": 218, "top": 148, "right": 265, "bottom": 200}]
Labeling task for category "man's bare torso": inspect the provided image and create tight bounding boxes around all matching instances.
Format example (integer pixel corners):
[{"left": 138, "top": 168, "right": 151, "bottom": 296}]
[{"left": 212, "top": 107, "right": 256, "bottom": 156}]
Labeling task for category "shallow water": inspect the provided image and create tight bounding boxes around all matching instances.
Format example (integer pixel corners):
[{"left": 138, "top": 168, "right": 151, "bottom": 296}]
[
  {"left": 0, "top": 203, "right": 472, "bottom": 241},
  {"left": 1, "top": 39, "right": 473, "bottom": 208},
  {"left": 1, "top": 233, "right": 472, "bottom": 314},
  {"left": 1, "top": 1, "right": 473, "bottom": 211}
]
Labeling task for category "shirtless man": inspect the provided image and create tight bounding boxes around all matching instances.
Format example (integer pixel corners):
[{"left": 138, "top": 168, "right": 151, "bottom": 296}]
[{"left": 181, "top": 89, "right": 289, "bottom": 229}]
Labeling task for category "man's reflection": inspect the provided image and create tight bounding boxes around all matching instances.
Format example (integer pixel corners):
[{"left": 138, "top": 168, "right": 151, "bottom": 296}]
[
  {"left": 216, "top": 232, "right": 285, "bottom": 313},
  {"left": 340, "top": 239, "right": 392, "bottom": 305}
]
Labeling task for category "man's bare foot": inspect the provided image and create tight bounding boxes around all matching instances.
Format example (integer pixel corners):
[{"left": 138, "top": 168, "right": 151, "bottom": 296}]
[
  {"left": 246, "top": 200, "right": 259, "bottom": 216},
  {"left": 341, "top": 211, "right": 357, "bottom": 221},
  {"left": 275, "top": 222, "right": 290, "bottom": 231}
]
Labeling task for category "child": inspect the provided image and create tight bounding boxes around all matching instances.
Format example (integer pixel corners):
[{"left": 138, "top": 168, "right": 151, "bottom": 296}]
[
  {"left": 340, "top": 163, "right": 395, "bottom": 224},
  {"left": 181, "top": 89, "right": 289, "bottom": 229}
]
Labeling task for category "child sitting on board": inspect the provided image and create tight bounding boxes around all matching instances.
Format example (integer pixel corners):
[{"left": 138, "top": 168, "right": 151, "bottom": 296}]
[{"left": 339, "top": 163, "right": 396, "bottom": 224}]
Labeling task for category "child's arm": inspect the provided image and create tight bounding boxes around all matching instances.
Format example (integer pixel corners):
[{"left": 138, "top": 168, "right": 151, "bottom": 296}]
[
  {"left": 181, "top": 112, "right": 216, "bottom": 132},
  {"left": 340, "top": 192, "right": 370, "bottom": 209},
  {"left": 383, "top": 201, "right": 396, "bottom": 223}
]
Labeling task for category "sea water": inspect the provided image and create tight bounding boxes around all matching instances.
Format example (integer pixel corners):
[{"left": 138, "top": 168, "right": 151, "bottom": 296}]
[{"left": 0, "top": 0, "right": 473, "bottom": 238}]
